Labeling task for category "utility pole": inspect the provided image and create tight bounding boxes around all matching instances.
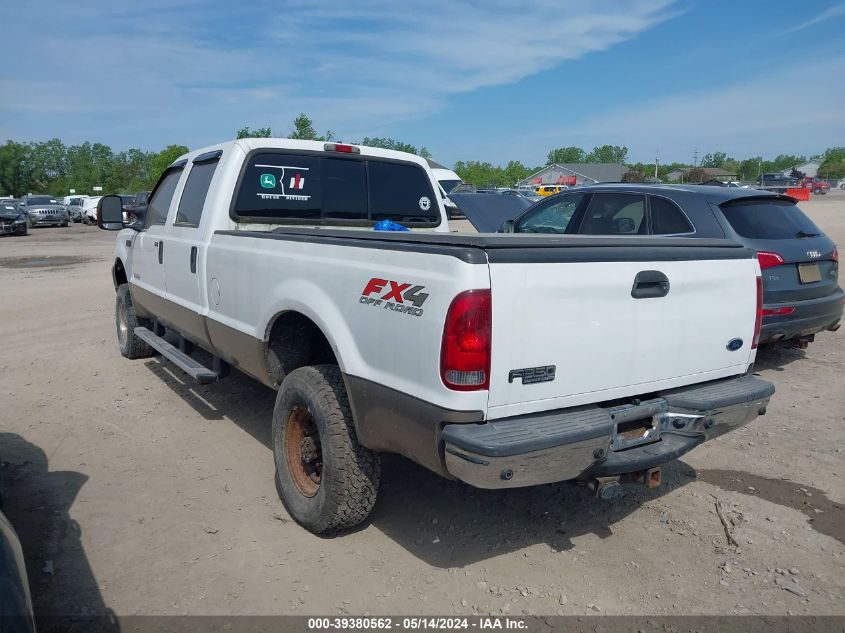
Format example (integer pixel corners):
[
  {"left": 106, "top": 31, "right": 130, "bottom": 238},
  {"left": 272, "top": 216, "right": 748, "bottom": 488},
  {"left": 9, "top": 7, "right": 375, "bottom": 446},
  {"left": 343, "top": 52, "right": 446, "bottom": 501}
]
[
  {"left": 693, "top": 149, "right": 699, "bottom": 167},
  {"left": 654, "top": 151, "right": 659, "bottom": 180}
]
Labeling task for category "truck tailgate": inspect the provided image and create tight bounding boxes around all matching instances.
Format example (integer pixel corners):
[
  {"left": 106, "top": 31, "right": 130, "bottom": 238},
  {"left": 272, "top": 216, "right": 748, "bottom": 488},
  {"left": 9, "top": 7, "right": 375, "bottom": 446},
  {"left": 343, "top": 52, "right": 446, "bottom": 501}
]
[{"left": 486, "top": 242, "right": 759, "bottom": 417}]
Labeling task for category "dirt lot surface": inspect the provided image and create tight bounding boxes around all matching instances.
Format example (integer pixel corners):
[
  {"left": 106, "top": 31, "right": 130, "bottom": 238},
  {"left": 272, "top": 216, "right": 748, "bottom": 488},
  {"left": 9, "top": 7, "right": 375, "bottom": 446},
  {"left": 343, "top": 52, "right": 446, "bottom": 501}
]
[{"left": 1, "top": 192, "right": 844, "bottom": 620}]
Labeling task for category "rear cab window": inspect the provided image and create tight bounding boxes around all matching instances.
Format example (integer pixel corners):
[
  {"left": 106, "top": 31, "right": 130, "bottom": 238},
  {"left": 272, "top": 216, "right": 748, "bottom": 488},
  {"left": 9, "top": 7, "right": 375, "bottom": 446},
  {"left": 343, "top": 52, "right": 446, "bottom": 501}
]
[
  {"left": 233, "top": 151, "right": 440, "bottom": 227},
  {"left": 719, "top": 199, "right": 821, "bottom": 239}
]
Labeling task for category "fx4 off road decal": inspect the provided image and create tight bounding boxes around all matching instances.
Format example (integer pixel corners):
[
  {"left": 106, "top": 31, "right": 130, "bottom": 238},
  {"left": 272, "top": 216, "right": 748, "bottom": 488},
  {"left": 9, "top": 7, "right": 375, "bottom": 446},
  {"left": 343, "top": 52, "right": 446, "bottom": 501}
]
[{"left": 360, "top": 278, "right": 429, "bottom": 317}]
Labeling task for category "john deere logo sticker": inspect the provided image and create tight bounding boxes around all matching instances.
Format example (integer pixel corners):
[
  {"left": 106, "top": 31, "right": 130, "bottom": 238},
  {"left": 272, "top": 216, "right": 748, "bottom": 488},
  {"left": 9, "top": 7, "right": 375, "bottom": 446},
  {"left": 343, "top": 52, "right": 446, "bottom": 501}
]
[{"left": 260, "top": 173, "right": 276, "bottom": 189}]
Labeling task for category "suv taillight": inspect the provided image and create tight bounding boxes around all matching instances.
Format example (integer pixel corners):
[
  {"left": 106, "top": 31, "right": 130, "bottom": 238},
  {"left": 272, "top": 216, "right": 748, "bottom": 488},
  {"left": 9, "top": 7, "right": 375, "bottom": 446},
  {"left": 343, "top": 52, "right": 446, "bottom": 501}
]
[
  {"left": 757, "top": 251, "right": 784, "bottom": 270},
  {"left": 441, "top": 289, "right": 491, "bottom": 391},
  {"left": 833, "top": 247, "right": 839, "bottom": 263},
  {"left": 752, "top": 276, "right": 763, "bottom": 349}
]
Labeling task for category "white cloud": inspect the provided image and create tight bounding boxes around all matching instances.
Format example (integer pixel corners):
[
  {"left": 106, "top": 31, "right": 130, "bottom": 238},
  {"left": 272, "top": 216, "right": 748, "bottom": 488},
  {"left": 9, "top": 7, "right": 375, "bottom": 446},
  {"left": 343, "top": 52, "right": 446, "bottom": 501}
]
[
  {"left": 0, "top": 0, "right": 679, "bottom": 146},
  {"left": 784, "top": 1, "right": 845, "bottom": 33},
  {"left": 525, "top": 58, "right": 845, "bottom": 164}
]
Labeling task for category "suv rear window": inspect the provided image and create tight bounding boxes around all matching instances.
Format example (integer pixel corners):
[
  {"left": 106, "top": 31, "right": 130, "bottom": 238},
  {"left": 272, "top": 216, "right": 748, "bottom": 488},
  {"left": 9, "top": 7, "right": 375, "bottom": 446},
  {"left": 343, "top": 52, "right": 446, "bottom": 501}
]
[
  {"left": 720, "top": 199, "right": 821, "bottom": 239},
  {"left": 234, "top": 152, "right": 439, "bottom": 226}
]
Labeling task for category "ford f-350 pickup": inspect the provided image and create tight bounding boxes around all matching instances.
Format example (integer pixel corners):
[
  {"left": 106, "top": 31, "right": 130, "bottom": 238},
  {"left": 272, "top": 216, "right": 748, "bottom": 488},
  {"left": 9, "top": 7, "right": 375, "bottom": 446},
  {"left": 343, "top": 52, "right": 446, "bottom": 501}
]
[{"left": 97, "top": 139, "right": 774, "bottom": 534}]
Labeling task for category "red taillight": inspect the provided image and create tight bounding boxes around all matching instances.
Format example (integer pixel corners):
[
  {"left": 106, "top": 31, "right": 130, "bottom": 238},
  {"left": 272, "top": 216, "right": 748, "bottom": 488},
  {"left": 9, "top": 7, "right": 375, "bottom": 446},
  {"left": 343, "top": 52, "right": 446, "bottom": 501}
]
[
  {"left": 324, "top": 142, "right": 359, "bottom": 154},
  {"left": 757, "top": 251, "right": 785, "bottom": 270},
  {"left": 833, "top": 247, "right": 839, "bottom": 263},
  {"left": 762, "top": 306, "right": 795, "bottom": 316},
  {"left": 752, "top": 276, "right": 763, "bottom": 349},
  {"left": 441, "top": 289, "right": 491, "bottom": 391}
]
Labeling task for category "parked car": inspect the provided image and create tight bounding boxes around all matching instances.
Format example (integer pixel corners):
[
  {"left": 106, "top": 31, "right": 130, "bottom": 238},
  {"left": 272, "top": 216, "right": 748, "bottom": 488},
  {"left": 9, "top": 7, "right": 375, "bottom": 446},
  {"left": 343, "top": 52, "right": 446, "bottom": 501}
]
[
  {"left": 20, "top": 195, "right": 68, "bottom": 227},
  {"left": 493, "top": 184, "right": 842, "bottom": 348},
  {"left": 837, "top": 178, "right": 845, "bottom": 190},
  {"left": 803, "top": 177, "right": 830, "bottom": 195},
  {"left": 0, "top": 201, "right": 28, "bottom": 236},
  {"left": 81, "top": 196, "right": 103, "bottom": 224},
  {"left": 119, "top": 192, "right": 150, "bottom": 223},
  {"left": 97, "top": 139, "right": 773, "bottom": 534},
  {"left": 536, "top": 184, "right": 568, "bottom": 196},
  {"left": 65, "top": 196, "right": 87, "bottom": 222}
]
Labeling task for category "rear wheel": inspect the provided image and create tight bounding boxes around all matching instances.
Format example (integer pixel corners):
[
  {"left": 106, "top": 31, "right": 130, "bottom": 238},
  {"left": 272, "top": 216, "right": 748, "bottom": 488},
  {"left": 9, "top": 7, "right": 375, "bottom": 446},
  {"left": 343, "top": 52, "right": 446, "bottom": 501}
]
[
  {"left": 273, "top": 365, "right": 380, "bottom": 534},
  {"left": 115, "top": 284, "right": 155, "bottom": 359}
]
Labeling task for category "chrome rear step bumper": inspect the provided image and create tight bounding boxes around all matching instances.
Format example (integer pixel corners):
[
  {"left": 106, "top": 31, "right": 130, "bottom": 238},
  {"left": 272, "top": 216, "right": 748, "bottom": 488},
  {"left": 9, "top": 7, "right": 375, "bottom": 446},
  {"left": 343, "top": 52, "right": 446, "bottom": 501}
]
[{"left": 442, "top": 375, "right": 774, "bottom": 489}]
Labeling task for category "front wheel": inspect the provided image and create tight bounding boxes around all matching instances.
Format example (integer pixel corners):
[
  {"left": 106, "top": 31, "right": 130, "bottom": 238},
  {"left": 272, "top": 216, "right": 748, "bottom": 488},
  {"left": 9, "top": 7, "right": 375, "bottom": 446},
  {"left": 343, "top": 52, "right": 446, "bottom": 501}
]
[
  {"left": 115, "top": 284, "right": 156, "bottom": 359},
  {"left": 273, "top": 365, "right": 380, "bottom": 534}
]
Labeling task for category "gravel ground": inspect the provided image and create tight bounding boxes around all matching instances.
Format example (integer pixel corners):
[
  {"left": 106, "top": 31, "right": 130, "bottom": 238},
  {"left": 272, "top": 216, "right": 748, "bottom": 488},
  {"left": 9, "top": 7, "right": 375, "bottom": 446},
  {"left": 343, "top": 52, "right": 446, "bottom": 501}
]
[{"left": 1, "top": 192, "right": 843, "bottom": 620}]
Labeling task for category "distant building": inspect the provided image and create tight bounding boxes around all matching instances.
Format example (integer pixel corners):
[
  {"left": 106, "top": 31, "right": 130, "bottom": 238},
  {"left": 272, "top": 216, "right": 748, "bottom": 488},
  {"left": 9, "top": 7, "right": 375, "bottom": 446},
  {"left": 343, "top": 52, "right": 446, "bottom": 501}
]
[
  {"left": 780, "top": 159, "right": 821, "bottom": 178},
  {"left": 666, "top": 167, "right": 737, "bottom": 182},
  {"left": 516, "top": 163, "right": 629, "bottom": 187}
]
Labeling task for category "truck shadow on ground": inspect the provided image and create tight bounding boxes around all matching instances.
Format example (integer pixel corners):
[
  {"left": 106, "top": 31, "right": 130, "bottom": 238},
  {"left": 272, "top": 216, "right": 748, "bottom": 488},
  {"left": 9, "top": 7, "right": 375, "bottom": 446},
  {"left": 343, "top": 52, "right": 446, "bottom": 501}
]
[
  {"left": 753, "top": 345, "right": 807, "bottom": 372},
  {"left": 694, "top": 468, "right": 844, "bottom": 545},
  {"left": 142, "top": 358, "right": 699, "bottom": 567},
  {"left": 369, "top": 456, "right": 696, "bottom": 567},
  {"left": 0, "top": 432, "right": 119, "bottom": 632}
]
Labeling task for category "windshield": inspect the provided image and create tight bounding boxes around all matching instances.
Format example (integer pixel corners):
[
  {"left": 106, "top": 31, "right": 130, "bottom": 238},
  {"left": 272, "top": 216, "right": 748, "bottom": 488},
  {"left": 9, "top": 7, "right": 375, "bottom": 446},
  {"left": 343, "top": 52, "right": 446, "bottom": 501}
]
[
  {"left": 438, "top": 179, "right": 462, "bottom": 193},
  {"left": 27, "top": 196, "right": 58, "bottom": 205},
  {"left": 720, "top": 199, "right": 821, "bottom": 239}
]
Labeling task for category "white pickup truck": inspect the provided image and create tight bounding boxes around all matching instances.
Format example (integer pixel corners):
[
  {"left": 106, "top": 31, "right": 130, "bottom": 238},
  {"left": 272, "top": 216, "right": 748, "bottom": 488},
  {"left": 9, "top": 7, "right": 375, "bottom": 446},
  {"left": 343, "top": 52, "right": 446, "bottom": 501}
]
[{"left": 97, "top": 139, "right": 774, "bottom": 534}]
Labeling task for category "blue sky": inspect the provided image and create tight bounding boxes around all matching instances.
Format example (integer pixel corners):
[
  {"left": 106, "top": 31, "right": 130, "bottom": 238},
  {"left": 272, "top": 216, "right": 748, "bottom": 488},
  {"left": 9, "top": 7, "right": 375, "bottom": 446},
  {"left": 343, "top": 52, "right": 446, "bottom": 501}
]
[{"left": 1, "top": 0, "right": 843, "bottom": 167}]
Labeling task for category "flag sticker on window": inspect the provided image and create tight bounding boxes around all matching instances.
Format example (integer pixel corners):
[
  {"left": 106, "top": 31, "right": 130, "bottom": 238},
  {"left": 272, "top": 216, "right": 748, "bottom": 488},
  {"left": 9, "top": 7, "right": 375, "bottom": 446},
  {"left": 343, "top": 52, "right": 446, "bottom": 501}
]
[
  {"left": 254, "top": 164, "right": 311, "bottom": 201},
  {"left": 289, "top": 173, "right": 305, "bottom": 190}
]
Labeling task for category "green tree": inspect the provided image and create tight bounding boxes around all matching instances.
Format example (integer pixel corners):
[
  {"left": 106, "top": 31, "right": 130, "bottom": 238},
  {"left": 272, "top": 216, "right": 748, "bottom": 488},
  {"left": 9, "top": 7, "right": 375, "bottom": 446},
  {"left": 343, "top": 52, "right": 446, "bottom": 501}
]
[
  {"left": 621, "top": 169, "right": 647, "bottom": 183},
  {"left": 0, "top": 141, "right": 32, "bottom": 197},
  {"left": 359, "top": 137, "right": 418, "bottom": 154},
  {"left": 586, "top": 145, "right": 628, "bottom": 164},
  {"left": 546, "top": 146, "right": 586, "bottom": 164},
  {"left": 236, "top": 126, "right": 272, "bottom": 139},
  {"left": 150, "top": 145, "right": 189, "bottom": 184},
  {"left": 685, "top": 167, "right": 709, "bottom": 183},
  {"left": 288, "top": 114, "right": 334, "bottom": 141},
  {"left": 699, "top": 152, "right": 729, "bottom": 168}
]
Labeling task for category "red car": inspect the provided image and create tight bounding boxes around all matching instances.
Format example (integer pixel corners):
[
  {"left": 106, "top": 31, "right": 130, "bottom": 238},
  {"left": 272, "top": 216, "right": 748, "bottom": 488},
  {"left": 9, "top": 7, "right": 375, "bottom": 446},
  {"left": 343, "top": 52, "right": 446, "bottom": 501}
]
[{"left": 803, "top": 177, "right": 830, "bottom": 194}]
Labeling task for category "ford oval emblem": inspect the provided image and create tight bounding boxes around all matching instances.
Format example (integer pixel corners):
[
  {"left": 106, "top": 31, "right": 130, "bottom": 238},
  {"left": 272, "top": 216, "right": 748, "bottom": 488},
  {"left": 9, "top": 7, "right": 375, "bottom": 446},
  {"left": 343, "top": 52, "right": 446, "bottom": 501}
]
[{"left": 727, "top": 338, "right": 744, "bottom": 351}]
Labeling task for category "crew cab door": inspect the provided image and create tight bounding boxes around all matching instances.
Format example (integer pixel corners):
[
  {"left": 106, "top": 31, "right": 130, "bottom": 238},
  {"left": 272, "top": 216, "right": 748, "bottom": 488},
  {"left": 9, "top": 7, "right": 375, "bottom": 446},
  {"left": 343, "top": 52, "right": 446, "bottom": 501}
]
[
  {"left": 130, "top": 165, "right": 184, "bottom": 317},
  {"left": 162, "top": 151, "right": 221, "bottom": 346}
]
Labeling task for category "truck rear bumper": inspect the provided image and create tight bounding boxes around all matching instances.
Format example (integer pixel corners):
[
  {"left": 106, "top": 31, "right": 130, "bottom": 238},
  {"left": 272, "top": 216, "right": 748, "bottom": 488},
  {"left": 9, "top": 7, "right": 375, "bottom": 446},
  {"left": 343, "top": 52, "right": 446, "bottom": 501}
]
[{"left": 442, "top": 375, "right": 774, "bottom": 489}]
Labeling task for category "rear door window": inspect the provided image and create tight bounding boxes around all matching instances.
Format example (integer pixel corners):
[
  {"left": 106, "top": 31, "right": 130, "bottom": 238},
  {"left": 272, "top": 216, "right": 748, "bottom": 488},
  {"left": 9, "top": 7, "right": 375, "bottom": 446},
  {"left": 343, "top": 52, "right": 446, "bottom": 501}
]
[
  {"left": 175, "top": 158, "right": 219, "bottom": 227},
  {"left": 578, "top": 193, "right": 645, "bottom": 235},
  {"left": 650, "top": 196, "right": 694, "bottom": 234},
  {"left": 145, "top": 168, "right": 183, "bottom": 228},
  {"left": 368, "top": 161, "right": 438, "bottom": 223},
  {"left": 720, "top": 199, "right": 821, "bottom": 239}
]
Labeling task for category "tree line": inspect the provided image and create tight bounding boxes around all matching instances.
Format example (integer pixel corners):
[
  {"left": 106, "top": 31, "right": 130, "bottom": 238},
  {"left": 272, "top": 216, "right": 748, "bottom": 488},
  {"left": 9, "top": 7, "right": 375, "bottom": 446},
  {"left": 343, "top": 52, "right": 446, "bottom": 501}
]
[{"left": 1, "top": 113, "right": 842, "bottom": 196}]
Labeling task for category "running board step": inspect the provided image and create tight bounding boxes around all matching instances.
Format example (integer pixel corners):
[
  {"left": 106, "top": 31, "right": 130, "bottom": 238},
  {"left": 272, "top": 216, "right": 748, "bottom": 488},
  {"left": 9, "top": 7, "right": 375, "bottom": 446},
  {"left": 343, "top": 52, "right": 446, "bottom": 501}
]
[{"left": 134, "top": 327, "right": 219, "bottom": 384}]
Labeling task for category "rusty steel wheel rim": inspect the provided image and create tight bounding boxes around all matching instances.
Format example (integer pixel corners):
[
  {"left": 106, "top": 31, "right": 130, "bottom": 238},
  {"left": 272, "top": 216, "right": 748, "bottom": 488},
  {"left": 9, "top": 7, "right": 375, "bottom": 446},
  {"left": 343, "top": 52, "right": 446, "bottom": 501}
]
[{"left": 284, "top": 405, "right": 322, "bottom": 497}]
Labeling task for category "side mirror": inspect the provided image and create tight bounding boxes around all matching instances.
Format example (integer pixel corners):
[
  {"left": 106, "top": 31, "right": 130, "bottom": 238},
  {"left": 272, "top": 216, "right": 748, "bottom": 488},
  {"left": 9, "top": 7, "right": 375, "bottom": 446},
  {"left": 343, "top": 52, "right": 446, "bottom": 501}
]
[
  {"left": 499, "top": 219, "right": 515, "bottom": 233},
  {"left": 98, "top": 195, "right": 126, "bottom": 231}
]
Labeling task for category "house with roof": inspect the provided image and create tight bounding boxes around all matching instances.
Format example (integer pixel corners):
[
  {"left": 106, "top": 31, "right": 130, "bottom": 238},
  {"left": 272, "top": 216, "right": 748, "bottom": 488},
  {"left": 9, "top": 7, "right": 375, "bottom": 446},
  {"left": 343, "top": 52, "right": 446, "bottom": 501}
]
[
  {"left": 665, "top": 167, "right": 737, "bottom": 183},
  {"left": 516, "top": 163, "right": 629, "bottom": 188},
  {"left": 780, "top": 159, "right": 822, "bottom": 178}
]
